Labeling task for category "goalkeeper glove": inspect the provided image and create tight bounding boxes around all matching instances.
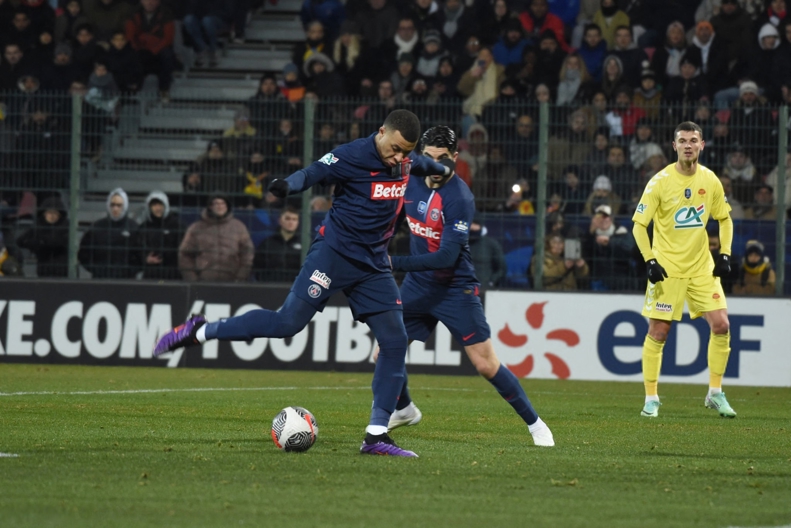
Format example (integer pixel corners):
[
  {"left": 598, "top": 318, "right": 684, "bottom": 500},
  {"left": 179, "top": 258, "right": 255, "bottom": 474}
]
[
  {"left": 713, "top": 254, "right": 731, "bottom": 277},
  {"left": 646, "top": 259, "right": 668, "bottom": 284},
  {"left": 268, "top": 179, "right": 290, "bottom": 198}
]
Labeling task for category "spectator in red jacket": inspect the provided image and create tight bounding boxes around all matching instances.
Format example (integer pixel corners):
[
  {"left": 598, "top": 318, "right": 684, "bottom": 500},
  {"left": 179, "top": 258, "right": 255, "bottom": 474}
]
[
  {"left": 124, "top": 0, "right": 175, "bottom": 99},
  {"left": 518, "top": 0, "right": 569, "bottom": 52}
]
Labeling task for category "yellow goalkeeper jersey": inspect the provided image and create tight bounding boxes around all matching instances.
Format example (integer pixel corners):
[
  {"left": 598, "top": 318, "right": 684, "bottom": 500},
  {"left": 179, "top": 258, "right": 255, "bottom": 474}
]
[{"left": 632, "top": 163, "right": 731, "bottom": 278}]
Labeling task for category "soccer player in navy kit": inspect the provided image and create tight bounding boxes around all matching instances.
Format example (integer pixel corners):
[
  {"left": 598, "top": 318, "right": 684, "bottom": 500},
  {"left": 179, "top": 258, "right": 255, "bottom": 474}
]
[
  {"left": 384, "top": 126, "right": 554, "bottom": 447},
  {"left": 154, "top": 110, "right": 455, "bottom": 457}
]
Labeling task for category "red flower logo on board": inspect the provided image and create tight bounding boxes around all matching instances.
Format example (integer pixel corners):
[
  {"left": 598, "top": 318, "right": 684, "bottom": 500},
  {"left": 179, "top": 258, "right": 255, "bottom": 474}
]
[{"left": 497, "top": 302, "right": 579, "bottom": 379}]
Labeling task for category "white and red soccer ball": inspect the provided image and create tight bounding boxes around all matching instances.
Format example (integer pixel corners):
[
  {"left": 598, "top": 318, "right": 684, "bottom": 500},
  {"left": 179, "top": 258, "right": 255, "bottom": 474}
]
[{"left": 271, "top": 406, "right": 318, "bottom": 452}]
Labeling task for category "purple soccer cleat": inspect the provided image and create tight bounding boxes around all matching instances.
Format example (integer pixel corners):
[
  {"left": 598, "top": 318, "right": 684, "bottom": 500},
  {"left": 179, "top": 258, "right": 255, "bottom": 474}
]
[
  {"left": 153, "top": 315, "right": 207, "bottom": 357},
  {"left": 360, "top": 433, "right": 418, "bottom": 457}
]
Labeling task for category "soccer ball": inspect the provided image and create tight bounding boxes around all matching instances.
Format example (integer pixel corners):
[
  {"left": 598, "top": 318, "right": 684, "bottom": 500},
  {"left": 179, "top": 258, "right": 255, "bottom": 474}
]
[{"left": 271, "top": 406, "right": 318, "bottom": 452}]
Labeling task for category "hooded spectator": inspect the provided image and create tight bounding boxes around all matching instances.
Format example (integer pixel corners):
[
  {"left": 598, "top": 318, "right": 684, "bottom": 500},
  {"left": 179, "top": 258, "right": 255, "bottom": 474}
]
[
  {"left": 732, "top": 239, "right": 776, "bottom": 296},
  {"left": 78, "top": 187, "right": 140, "bottom": 278},
  {"left": 468, "top": 215, "right": 507, "bottom": 287},
  {"left": 135, "top": 190, "right": 182, "bottom": 280},
  {"left": 179, "top": 193, "right": 254, "bottom": 282},
  {"left": 16, "top": 196, "right": 69, "bottom": 277},
  {"left": 304, "top": 51, "right": 345, "bottom": 97},
  {"left": 493, "top": 18, "right": 530, "bottom": 67}
]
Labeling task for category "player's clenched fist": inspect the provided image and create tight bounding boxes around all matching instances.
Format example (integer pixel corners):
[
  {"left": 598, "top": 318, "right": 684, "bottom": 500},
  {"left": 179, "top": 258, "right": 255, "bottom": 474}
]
[
  {"left": 268, "top": 179, "right": 290, "bottom": 198},
  {"left": 712, "top": 254, "right": 731, "bottom": 277},
  {"left": 646, "top": 259, "right": 668, "bottom": 284}
]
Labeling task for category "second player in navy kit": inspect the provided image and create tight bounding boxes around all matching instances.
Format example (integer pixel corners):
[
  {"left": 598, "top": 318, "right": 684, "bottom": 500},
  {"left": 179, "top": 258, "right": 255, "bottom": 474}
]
[
  {"left": 153, "top": 111, "right": 455, "bottom": 457},
  {"left": 385, "top": 126, "right": 555, "bottom": 447}
]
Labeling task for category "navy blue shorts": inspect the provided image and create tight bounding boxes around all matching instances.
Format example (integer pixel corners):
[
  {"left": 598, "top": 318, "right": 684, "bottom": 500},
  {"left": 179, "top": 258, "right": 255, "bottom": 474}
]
[
  {"left": 291, "top": 239, "right": 402, "bottom": 320},
  {"left": 400, "top": 275, "right": 491, "bottom": 347}
]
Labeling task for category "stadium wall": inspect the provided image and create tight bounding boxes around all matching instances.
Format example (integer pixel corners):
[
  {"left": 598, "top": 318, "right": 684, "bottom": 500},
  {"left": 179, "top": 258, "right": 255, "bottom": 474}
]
[{"left": 0, "top": 280, "right": 789, "bottom": 387}]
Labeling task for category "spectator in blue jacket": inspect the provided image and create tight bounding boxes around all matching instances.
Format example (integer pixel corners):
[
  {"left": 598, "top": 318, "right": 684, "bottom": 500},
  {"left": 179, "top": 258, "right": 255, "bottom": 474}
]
[
  {"left": 301, "top": 0, "right": 346, "bottom": 41},
  {"left": 548, "top": 0, "right": 580, "bottom": 29},
  {"left": 493, "top": 18, "right": 531, "bottom": 67},
  {"left": 577, "top": 23, "right": 607, "bottom": 82}
]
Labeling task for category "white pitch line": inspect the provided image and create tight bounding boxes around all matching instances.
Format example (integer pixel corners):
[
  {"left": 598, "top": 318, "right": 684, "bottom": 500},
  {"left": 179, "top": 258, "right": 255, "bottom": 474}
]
[
  {"left": 0, "top": 386, "right": 483, "bottom": 397},
  {"left": 0, "top": 453, "right": 19, "bottom": 458}
]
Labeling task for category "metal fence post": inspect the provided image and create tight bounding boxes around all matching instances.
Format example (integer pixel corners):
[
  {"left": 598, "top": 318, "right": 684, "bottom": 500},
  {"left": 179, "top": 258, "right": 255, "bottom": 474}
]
[
  {"left": 299, "top": 97, "right": 316, "bottom": 265},
  {"left": 67, "top": 94, "right": 82, "bottom": 279},
  {"left": 776, "top": 106, "right": 787, "bottom": 295},
  {"left": 533, "top": 102, "right": 549, "bottom": 290}
]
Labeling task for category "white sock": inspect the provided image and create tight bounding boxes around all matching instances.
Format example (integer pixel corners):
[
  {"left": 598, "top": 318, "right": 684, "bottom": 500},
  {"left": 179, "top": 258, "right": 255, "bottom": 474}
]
[
  {"left": 366, "top": 425, "right": 388, "bottom": 436},
  {"left": 196, "top": 325, "right": 207, "bottom": 343},
  {"left": 528, "top": 417, "right": 546, "bottom": 435},
  {"left": 645, "top": 395, "right": 660, "bottom": 403},
  {"left": 708, "top": 387, "right": 722, "bottom": 396}
]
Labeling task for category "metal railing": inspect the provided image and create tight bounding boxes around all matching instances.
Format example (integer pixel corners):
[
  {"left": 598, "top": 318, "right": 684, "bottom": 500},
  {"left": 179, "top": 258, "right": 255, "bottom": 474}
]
[{"left": 0, "top": 90, "right": 787, "bottom": 295}]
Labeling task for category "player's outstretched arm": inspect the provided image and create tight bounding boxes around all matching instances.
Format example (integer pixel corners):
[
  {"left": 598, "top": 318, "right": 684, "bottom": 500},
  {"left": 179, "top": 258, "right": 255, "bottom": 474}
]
[
  {"left": 391, "top": 237, "right": 464, "bottom": 272},
  {"left": 410, "top": 154, "right": 455, "bottom": 177},
  {"left": 268, "top": 161, "right": 335, "bottom": 198}
]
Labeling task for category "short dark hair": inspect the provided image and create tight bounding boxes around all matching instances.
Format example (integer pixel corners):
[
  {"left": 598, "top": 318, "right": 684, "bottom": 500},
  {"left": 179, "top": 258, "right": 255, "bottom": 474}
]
[
  {"left": 674, "top": 121, "right": 704, "bottom": 140},
  {"left": 584, "top": 23, "right": 601, "bottom": 35},
  {"left": 614, "top": 25, "right": 632, "bottom": 35},
  {"left": 383, "top": 109, "right": 421, "bottom": 143},
  {"left": 281, "top": 205, "right": 300, "bottom": 217},
  {"left": 420, "top": 126, "right": 458, "bottom": 154}
]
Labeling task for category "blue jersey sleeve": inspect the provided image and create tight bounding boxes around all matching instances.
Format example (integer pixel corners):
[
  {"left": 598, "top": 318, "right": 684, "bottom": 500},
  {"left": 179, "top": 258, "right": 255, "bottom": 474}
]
[
  {"left": 391, "top": 237, "right": 463, "bottom": 272},
  {"left": 440, "top": 191, "right": 474, "bottom": 246},
  {"left": 409, "top": 154, "right": 448, "bottom": 177},
  {"left": 284, "top": 151, "right": 342, "bottom": 193}
]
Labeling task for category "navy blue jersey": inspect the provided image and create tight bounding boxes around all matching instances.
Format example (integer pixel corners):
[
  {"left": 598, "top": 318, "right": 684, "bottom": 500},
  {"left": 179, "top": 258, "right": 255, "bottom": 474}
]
[
  {"left": 283, "top": 134, "right": 447, "bottom": 271},
  {"left": 402, "top": 174, "right": 478, "bottom": 287}
]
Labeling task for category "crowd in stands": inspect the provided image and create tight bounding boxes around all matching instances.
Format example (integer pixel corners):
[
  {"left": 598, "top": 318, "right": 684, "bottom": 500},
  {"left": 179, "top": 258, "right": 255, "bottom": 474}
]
[{"left": 1, "top": 0, "right": 790, "bottom": 291}]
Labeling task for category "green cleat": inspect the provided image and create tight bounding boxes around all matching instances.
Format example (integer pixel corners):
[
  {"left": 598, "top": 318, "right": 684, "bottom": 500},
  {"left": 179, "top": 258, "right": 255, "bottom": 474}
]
[
  {"left": 705, "top": 392, "right": 737, "bottom": 418},
  {"left": 641, "top": 400, "right": 661, "bottom": 417}
]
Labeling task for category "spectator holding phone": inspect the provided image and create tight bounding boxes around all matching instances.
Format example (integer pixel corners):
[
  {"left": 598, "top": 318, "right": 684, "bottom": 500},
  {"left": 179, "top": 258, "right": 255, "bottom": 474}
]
[{"left": 530, "top": 234, "right": 588, "bottom": 291}]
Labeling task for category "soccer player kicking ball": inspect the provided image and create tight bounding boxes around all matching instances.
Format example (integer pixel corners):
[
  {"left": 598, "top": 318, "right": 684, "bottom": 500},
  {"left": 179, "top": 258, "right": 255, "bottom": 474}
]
[
  {"left": 382, "top": 126, "right": 554, "bottom": 446},
  {"left": 154, "top": 110, "right": 455, "bottom": 457},
  {"left": 632, "top": 121, "right": 736, "bottom": 419}
]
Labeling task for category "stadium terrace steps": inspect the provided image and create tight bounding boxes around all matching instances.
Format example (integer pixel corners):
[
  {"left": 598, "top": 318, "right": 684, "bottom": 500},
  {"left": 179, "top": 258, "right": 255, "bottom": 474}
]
[
  {"left": 199, "top": 48, "right": 292, "bottom": 73},
  {"left": 245, "top": 16, "right": 305, "bottom": 43},
  {"left": 169, "top": 77, "right": 260, "bottom": 101},
  {"left": 86, "top": 169, "right": 183, "bottom": 195},
  {"left": 112, "top": 138, "right": 210, "bottom": 163},
  {"left": 261, "top": 0, "right": 303, "bottom": 14},
  {"left": 139, "top": 105, "right": 239, "bottom": 132}
]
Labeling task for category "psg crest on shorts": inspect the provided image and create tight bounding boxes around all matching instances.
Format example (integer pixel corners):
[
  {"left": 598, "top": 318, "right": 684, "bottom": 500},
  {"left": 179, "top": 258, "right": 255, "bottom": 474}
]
[{"left": 684, "top": 188, "right": 691, "bottom": 199}]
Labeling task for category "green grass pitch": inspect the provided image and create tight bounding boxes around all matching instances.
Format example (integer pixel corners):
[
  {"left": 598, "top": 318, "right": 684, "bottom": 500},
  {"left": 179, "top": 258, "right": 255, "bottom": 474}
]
[{"left": 1, "top": 364, "right": 789, "bottom": 528}]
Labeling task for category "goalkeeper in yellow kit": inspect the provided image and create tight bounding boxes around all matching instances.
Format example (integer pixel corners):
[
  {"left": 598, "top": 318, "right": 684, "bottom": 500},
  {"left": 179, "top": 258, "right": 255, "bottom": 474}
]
[{"left": 632, "top": 121, "right": 736, "bottom": 418}]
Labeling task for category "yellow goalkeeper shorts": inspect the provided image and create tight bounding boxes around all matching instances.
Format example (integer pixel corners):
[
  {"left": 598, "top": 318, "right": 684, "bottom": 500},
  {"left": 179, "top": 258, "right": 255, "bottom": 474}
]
[{"left": 641, "top": 275, "right": 727, "bottom": 321}]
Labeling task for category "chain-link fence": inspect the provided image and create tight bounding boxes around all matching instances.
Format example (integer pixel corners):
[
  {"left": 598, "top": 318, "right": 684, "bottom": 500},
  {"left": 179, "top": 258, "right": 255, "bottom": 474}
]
[{"left": 0, "top": 89, "right": 788, "bottom": 295}]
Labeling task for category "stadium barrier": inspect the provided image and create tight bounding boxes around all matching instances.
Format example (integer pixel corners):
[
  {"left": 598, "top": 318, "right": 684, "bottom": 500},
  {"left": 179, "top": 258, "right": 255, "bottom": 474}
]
[
  {"left": 1, "top": 279, "right": 788, "bottom": 387},
  {"left": 0, "top": 91, "right": 788, "bottom": 293}
]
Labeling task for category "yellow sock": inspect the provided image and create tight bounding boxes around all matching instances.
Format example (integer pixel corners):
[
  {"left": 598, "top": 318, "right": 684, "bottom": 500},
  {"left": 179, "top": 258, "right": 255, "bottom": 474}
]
[
  {"left": 708, "top": 332, "right": 731, "bottom": 389},
  {"left": 642, "top": 335, "right": 665, "bottom": 396}
]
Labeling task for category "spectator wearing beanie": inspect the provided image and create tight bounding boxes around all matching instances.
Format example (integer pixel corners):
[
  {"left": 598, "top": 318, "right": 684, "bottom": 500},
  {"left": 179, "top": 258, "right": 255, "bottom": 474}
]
[
  {"left": 633, "top": 65, "right": 662, "bottom": 120},
  {"left": 416, "top": 29, "right": 446, "bottom": 78},
  {"left": 732, "top": 239, "right": 776, "bottom": 296}
]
